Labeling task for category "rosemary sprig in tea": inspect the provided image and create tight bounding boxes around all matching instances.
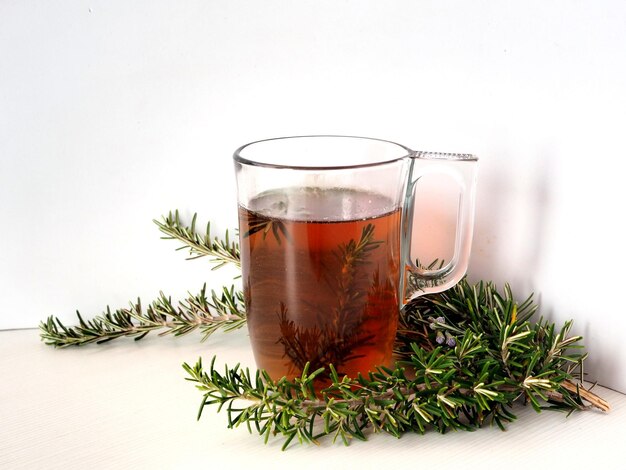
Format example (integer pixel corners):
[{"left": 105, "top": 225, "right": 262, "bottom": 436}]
[
  {"left": 243, "top": 211, "right": 290, "bottom": 245},
  {"left": 277, "top": 224, "right": 381, "bottom": 374}
]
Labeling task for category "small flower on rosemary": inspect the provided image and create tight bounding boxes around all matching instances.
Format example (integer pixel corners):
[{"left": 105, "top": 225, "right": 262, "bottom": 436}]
[
  {"left": 435, "top": 330, "right": 445, "bottom": 344},
  {"left": 429, "top": 316, "right": 456, "bottom": 348},
  {"left": 429, "top": 316, "right": 446, "bottom": 329}
]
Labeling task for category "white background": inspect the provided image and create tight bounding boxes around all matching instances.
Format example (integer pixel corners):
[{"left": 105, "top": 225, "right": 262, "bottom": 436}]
[{"left": 1, "top": 1, "right": 625, "bottom": 392}]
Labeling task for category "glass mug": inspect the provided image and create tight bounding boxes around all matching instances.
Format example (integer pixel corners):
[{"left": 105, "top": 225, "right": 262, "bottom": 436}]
[{"left": 234, "top": 136, "right": 477, "bottom": 383}]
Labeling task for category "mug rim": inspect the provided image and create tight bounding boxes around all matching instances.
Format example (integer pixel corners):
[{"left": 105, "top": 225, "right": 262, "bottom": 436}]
[{"left": 233, "top": 135, "right": 477, "bottom": 170}]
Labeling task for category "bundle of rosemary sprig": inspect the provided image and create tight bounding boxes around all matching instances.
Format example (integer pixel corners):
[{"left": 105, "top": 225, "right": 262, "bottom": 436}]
[{"left": 39, "top": 210, "right": 609, "bottom": 450}]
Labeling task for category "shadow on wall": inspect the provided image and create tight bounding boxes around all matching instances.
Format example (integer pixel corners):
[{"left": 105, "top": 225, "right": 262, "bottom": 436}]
[
  {"left": 467, "top": 146, "right": 554, "bottom": 311},
  {"left": 469, "top": 148, "right": 622, "bottom": 390}
]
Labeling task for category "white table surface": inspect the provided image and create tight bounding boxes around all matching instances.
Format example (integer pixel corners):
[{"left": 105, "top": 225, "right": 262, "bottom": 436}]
[{"left": 1, "top": 327, "right": 625, "bottom": 470}]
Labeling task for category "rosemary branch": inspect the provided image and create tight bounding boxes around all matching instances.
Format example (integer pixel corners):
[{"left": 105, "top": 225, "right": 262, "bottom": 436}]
[
  {"left": 40, "top": 285, "right": 246, "bottom": 347},
  {"left": 154, "top": 210, "right": 240, "bottom": 269},
  {"left": 183, "top": 266, "right": 610, "bottom": 449},
  {"left": 278, "top": 223, "right": 382, "bottom": 374},
  {"left": 40, "top": 211, "right": 244, "bottom": 347},
  {"left": 184, "top": 326, "right": 605, "bottom": 451}
]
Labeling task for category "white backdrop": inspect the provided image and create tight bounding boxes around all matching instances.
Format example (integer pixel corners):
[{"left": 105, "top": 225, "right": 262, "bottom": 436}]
[{"left": 1, "top": 1, "right": 625, "bottom": 392}]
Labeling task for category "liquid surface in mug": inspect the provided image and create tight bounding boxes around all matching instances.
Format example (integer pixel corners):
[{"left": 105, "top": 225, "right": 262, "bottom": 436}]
[{"left": 239, "top": 187, "right": 401, "bottom": 384}]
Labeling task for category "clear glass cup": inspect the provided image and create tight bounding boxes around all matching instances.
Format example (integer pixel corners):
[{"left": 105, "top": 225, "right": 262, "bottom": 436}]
[{"left": 234, "top": 135, "right": 477, "bottom": 383}]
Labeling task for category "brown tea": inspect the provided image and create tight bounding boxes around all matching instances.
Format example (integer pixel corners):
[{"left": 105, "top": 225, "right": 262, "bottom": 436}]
[{"left": 239, "top": 187, "right": 401, "bottom": 383}]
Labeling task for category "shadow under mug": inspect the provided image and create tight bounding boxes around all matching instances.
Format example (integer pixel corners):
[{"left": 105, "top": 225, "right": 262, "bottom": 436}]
[{"left": 234, "top": 135, "right": 478, "bottom": 383}]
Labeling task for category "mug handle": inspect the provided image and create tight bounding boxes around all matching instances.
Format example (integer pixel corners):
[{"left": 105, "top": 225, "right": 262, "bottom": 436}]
[{"left": 402, "top": 151, "right": 478, "bottom": 303}]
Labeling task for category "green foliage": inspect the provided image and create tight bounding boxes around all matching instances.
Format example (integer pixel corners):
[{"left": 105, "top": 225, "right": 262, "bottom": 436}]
[
  {"left": 154, "top": 210, "right": 240, "bottom": 269},
  {"left": 40, "top": 212, "right": 244, "bottom": 347},
  {"left": 40, "top": 285, "right": 246, "bottom": 347},
  {"left": 184, "top": 279, "right": 601, "bottom": 449},
  {"left": 39, "top": 210, "right": 609, "bottom": 449}
]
